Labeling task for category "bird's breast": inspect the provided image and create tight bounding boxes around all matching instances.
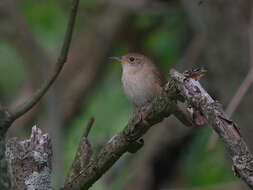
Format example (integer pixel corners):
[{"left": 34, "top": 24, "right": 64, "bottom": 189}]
[{"left": 121, "top": 67, "right": 161, "bottom": 107}]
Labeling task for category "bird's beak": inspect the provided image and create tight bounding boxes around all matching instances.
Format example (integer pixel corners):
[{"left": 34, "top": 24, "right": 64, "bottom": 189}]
[{"left": 109, "top": 56, "right": 122, "bottom": 62}]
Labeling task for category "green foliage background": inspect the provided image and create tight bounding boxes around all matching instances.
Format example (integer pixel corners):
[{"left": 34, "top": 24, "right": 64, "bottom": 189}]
[{"left": 0, "top": 1, "right": 236, "bottom": 189}]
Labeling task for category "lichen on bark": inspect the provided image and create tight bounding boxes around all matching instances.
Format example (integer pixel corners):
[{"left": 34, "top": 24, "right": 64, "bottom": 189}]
[{"left": 6, "top": 126, "right": 53, "bottom": 190}]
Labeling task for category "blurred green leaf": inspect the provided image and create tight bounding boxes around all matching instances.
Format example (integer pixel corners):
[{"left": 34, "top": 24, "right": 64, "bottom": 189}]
[
  {"left": 21, "top": 1, "right": 65, "bottom": 53},
  {"left": 182, "top": 128, "right": 235, "bottom": 187},
  {"left": 0, "top": 43, "right": 26, "bottom": 95},
  {"left": 22, "top": 1, "right": 64, "bottom": 32}
]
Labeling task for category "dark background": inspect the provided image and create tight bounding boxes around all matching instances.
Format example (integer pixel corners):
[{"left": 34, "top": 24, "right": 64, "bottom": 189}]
[{"left": 0, "top": 0, "right": 252, "bottom": 189}]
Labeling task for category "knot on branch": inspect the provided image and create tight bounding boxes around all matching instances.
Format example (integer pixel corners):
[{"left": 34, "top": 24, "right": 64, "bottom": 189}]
[{"left": 6, "top": 126, "right": 52, "bottom": 190}]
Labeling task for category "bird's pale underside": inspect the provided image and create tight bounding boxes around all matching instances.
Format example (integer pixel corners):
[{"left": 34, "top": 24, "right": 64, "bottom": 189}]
[
  {"left": 111, "top": 53, "right": 207, "bottom": 126},
  {"left": 111, "top": 53, "right": 166, "bottom": 112}
]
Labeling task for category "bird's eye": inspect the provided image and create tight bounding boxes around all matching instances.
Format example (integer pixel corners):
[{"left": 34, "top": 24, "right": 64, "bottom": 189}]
[{"left": 129, "top": 57, "right": 135, "bottom": 62}]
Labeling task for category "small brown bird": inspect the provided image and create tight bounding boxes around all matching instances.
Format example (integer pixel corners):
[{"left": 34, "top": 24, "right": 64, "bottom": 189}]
[
  {"left": 111, "top": 53, "right": 207, "bottom": 126},
  {"left": 110, "top": 53, "right": 165, "bottom": 112}
]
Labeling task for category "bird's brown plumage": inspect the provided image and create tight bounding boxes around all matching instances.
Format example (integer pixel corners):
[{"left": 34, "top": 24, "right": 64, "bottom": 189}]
[{"left": 114, "top": 53, "right": 166, "bottom": 110}]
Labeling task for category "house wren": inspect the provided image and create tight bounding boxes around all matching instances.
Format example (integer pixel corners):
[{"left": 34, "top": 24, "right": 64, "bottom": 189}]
[
  {"left": 111, "top": 53, "right": 166, "bottom": 112},
  {"left": 111, "top": 53, "right": 207, "bottom": 126}
]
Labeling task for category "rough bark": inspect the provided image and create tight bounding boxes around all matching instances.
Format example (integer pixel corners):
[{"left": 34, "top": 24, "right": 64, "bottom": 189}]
[
  {"left": 181, "top": 0, "right": 253, "bottom": 150},
  {"left": 171, "top": 70, "right": 253, "bottom": 188},
  {"left": 2, "top": 0, "right": 253, "bottom": 188},
  {"left": 2, "top": 69, "right": 253, "bottom": 189},
  {"left": 6, "top": 126, "right": 52, "bottom": 190},
  {"left": 65, "top": 118, "right": 94, "bottom": 184},
  {"left": 62, "top": 79, "right": 180, "bottom": 190},
  {"left": 0, "top": 107, "right": 12, "bottom": 190},
  {"left": 61, "top": 69, "right": 253, "bottom": 190}
]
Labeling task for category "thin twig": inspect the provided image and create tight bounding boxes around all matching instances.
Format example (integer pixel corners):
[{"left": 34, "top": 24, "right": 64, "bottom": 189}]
[
  {"left": 208, "top": 69, "right": 253, "bottom": 148},
  {"left": 9, "top": 0, "right": 80, "bottom": 122},
  {"left": 226, "top": 5, "right": 253, "bottom": 117},
  {"left": 208, "top": 6, "right": 253, "bottom": 147},
  {"left": 226, "top": 69, "right": 253, "bottom": 117},
  {"left": 84, "top": 117, "right": 95, "bottom": 138},
  {"left": 65, "top": 118, "right": 94, "bottom": 184}
]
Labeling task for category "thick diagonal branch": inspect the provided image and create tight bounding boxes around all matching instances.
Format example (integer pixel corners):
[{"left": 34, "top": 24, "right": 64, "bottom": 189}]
[
  {"left": 9, "top": 0, "right": 80, "bottom": 122},
  {"left": 170, "top": 70, "right": 253, "bottom": 188},
  {"left": 62, "top": 69, "right": 253, "bottom": 190},
  {"left": 62, "top": 80, "right": 180, "bottom": 190}
]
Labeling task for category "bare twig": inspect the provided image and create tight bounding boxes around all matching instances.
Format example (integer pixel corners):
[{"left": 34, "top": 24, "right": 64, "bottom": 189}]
[
  {"left": 226, "top": 70, "right": 253, "bottom": 117},
  {"left": 9, "top": 0, "right": 80, "bottom": 122},
  {"left": 83, "top": 117, "right": 95, "bottom": 138},
  {"left": 225, "top": 5, "right": 253, "bottom": 118},
  {"left": 208, "top": 69, "right": 253, "bottom": 148},
  {"left": 208, "top": 7, "right": 253, "bottom": 147},
  {"left": 171, "top": 70, "right": 253, "bottom": 188},
  {"left": 58, "top": 1, "right": 136, "bottom": 124},
  {"left": 65, "top": 118, "right": 94, "bottom": 184},
  {"left": 0, "top": 107, "right": 11, "bottom": 190}
]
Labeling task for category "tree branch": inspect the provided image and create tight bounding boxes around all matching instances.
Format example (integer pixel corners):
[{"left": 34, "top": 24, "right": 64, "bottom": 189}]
[
  {"left": 170, "top": 69, "right": 253, "bottom": 188},
  {"left": 0, "top": 107, "right": 11, "bottom": 190},
  {"left": 4, "top": 66, "right": 253, "bottom": 188},
  {"left": 9, "top": 0, "right": 80, "bottom": 122},
  {"left": 172, "top": 105, "right": 195, "bottom": 127},
  {"left": 61, "top": 68, "right": 253, "bottom": 190},
  {"left": 65, "top": 118, "right": 94, "bottom": 184},
  {"left": 61, "top": 80, "right": 180, "bottom": 190}
]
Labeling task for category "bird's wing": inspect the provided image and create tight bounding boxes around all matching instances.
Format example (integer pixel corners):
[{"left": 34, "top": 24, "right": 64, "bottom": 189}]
[{"left": 151, "top": 64, "right": 167, "bottom": 87}]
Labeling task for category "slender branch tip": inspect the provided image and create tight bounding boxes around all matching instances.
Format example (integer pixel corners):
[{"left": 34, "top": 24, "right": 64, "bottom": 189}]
[{"left": 84, "top": 117, "right": 95, "bottom": 138}]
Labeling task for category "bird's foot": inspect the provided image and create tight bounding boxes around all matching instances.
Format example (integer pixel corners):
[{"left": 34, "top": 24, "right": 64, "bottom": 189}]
[{"left": 137, "top": 104, "right": 152, "bottom": 126}]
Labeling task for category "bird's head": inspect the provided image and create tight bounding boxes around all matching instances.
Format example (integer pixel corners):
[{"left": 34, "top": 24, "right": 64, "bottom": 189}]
[{"left": 110, "top": 53, "right": 150, "bottom": 67}]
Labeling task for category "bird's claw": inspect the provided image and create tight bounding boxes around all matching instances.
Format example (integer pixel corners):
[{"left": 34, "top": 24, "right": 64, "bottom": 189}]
[{"left": 138, "top": 104, "right": 152, "bottom": 125}]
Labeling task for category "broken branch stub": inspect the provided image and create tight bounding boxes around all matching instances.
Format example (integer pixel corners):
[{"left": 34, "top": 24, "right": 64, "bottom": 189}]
[{"left": 6, "top": 126, "right": 52, "bottom": 190}]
